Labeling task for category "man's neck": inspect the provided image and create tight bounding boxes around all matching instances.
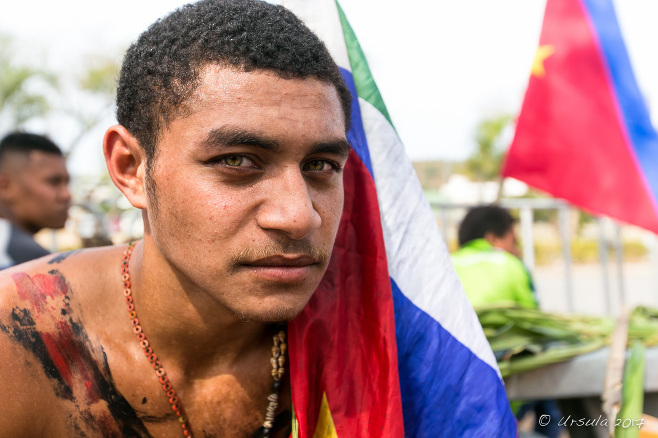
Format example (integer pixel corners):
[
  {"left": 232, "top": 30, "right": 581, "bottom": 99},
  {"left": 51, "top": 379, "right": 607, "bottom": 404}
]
[
  {"left": 126, "top": 239, "right": 274, "bottom": 375},
  {"left": 0, "top": 206, "right": 38, "bottom": 235}
]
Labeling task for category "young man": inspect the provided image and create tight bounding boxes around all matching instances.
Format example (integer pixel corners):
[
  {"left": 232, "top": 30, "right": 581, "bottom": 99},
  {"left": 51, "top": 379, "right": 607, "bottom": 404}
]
[
  {"left": 0, "top": 1, "right": 351, "bottom": 436},
  {"left": 451, "top": 205, "right": 537, "bottom": 308},
  {"left": 0, "top": 132, "right": 71, "bottom": 266}
]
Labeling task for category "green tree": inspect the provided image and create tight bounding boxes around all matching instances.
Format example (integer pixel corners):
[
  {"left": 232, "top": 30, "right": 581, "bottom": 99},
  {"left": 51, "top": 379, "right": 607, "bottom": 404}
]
[
  {"left": 64, "top": 56, "right": 120, "bottom": 159},
  {"left": 464, "top": 114, "right": 513, "bottom": 182},
  {"left": 0, "top": 35, "right": 58, "bottom": 130}
]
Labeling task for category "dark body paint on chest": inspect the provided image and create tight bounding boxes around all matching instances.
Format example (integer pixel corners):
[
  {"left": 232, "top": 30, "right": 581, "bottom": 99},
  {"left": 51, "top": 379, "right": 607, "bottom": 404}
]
[
  {"left": 0, "top": 269, "right": 151, "bottom": 437},
  {"left": 1, "top": 270, "right": 293, "bottom": 438}
]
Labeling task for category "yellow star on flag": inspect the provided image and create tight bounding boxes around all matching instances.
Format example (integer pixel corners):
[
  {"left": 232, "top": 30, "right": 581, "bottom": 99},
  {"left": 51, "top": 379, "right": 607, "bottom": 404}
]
[
  {"left": 311, "top": 392, "right": 338, "bottom": 438},
  {"left": 531, "top": 45, "right": 555, "bottom": 78}
]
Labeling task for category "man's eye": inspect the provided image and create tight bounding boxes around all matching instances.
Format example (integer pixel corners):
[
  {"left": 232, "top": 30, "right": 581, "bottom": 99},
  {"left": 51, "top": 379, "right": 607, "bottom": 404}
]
[
  {"left": 46, "top": 178, "right": 63, "bottom": 186},
  {"left": 305, "top": 160, "right": 332, "bottom": 171},
  {"left": 224, "top": 156, "right": 244, "bottom": 167}
]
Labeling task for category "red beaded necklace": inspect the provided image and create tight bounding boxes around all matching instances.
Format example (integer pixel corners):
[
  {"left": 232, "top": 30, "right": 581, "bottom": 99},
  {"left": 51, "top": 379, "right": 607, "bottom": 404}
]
[{"left": 121, "top": 242, "right": 286, "bottom": 437}]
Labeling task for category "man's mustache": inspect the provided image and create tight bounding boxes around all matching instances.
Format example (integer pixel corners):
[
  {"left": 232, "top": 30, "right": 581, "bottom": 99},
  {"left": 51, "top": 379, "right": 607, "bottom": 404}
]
[{"left": 228, "top": 240, "right": 331, "bottom": 271}]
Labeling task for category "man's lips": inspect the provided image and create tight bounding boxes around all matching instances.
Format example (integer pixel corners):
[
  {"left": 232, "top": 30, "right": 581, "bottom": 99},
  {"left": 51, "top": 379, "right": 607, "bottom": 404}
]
[
  {"left": 240, "top": 255, "right": 319, "bottom": 282},
  {"left": 245, "top": 255, "right": 318, "bottom": 267}
]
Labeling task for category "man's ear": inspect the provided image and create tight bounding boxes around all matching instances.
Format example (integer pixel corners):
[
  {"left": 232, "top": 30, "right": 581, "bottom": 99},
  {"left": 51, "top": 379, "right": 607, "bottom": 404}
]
[
  {"left": 0, "top": 173, "right": 15, "bottom": 203},
  {"left": 483, "top": 231, "right": 497, "bottom": 246},
  {"left": 103, "top": 125, "right": 149, "bottom": 210}
]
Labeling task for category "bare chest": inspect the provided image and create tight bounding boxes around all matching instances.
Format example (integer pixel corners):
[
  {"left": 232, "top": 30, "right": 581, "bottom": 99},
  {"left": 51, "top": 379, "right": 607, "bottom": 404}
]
[
  {"left": 26, "top": 347, "right": 292, "bottom": 438},
  {"left": 107, "top": 365, "right": 293, "bottom": 438},
  {"left": 1, "top": 259, "right": 291, "bottom": 437},
  {"left": 3, "top": 297, "right": 290, "bottom": 436}
]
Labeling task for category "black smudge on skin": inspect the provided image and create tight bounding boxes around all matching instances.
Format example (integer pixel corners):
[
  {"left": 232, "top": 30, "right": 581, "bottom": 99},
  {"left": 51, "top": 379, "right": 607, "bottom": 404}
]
[
  {"left": 9, "top": 307, "right": 73, "bottom": 400},
  {"left": 48, "top": 250, "right": 80, "bottom": 265},
  {"left": 3, "top": 270, "right": 153, "bottom": 437}
]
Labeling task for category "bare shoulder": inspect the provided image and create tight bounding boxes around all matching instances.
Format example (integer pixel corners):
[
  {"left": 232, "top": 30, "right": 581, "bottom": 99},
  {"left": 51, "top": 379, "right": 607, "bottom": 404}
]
[
  {"left": 0, "top": 244, "right": 131, "bottom": 436},
  {"left": 0, "top": 244, "right": 124, "bottom": 324}
]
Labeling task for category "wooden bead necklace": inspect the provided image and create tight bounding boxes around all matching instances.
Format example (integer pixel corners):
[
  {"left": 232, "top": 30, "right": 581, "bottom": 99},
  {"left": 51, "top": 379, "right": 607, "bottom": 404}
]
[{"left": 121, "top": 242, "right": 287, "bottom": 437}]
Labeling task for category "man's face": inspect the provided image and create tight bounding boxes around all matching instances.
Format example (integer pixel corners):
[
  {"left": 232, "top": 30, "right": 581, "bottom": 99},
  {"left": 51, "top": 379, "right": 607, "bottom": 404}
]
[
  {"left": 145, "top": 66, "right": 349, "bottom": 322},
  {"left": 5, "top": 151, "right": 71, "bottom": 233}
]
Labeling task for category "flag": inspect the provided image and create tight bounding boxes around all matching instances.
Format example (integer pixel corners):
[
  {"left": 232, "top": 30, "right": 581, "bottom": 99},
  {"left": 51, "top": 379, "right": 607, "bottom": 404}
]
[
  {"left": 280, "top": 1, "right": 517, "bottom": 436},
  {"left": 503, "top": 0, "right": 658, "bottom": 233}
]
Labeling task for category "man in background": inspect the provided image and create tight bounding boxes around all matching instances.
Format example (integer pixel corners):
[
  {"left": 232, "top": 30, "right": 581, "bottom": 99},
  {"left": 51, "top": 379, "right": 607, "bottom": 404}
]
[
  {"left": 452, "top": 205, "right": 563, "bottom": 438},
  {"left": 451, "top": 204, "right": 537, "bottom": 308},
  {"left": 0, "top": 132, "right": 71, "bottom": 266}
]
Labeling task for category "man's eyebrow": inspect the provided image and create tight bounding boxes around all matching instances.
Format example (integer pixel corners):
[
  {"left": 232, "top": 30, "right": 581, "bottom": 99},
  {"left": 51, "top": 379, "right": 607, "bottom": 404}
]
[
  {"left": 309, "top": 140, "right": 351, "bottom": 159},
  {"left": 201, "top": 128, "right": 351, "bottom": 158},
  {"left": 201, "top": 128, "right": 281, "bottom": 152}
]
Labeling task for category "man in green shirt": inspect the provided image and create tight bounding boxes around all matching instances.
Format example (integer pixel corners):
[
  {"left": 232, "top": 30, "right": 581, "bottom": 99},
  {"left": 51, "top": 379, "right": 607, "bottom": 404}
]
[
  {"left": 451, "top": 205, "right": 537, "bottom": 308},
  {"left": 452, "top": 205, "right": 563, "bottom": 438}
]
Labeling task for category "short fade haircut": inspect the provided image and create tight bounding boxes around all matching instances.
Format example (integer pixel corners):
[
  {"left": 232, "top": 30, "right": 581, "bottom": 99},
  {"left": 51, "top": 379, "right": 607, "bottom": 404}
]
[
  {"left": 458, "top": 205, "right": 516, "bottom": 247},
  {"left": 116, "top": 0, "right": 352, "bottom": 166},
  {"left": 0, "top": 132, "right": 63, "bottom": 166}
]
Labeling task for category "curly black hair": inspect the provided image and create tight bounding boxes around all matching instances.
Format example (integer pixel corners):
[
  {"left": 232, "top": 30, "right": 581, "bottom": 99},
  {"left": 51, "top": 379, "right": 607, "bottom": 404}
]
[{"left": 116, "top": 0, "right": 352, "bottom": 165}]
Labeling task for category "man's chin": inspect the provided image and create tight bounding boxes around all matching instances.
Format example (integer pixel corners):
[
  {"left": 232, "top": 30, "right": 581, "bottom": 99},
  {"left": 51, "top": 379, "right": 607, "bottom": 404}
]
[
  {"left": 46, "top": 217, "right": 68, "bottom": 230},
  {"left": 232, "top": 299, "right": 309, "bottom": 323}
]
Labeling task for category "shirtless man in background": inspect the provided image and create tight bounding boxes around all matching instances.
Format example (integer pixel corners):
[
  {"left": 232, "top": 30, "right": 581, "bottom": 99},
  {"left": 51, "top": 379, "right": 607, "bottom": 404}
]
[{"left": 0, "top": 0, "right": 352, "bottom": 436}]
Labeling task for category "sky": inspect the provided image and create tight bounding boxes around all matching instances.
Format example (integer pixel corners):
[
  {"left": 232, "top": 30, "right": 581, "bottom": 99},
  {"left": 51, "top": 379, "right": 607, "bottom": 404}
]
[{"left": 1, "top": 0, "right": 658, "bottom": 176}]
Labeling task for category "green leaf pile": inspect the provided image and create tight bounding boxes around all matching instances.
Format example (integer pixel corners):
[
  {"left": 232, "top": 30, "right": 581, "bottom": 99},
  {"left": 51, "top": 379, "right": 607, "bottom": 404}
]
[{"left": 476, "top": 305, "right": 658, "bottom": 378}]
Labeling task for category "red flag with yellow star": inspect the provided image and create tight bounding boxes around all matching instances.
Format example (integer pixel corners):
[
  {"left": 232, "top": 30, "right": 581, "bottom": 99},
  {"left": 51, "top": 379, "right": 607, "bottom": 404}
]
[{"left": 503, "top": 0, "right": 658, "bottom": 232}]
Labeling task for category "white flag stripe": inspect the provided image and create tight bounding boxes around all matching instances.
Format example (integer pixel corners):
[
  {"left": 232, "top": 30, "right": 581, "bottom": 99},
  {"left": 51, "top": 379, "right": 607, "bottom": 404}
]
[
  {"left": 278, "top": 0, "right": 351, "bottom": 69},
  {"left": 358, "top": 98, "right": 499, "bottom": 372}
]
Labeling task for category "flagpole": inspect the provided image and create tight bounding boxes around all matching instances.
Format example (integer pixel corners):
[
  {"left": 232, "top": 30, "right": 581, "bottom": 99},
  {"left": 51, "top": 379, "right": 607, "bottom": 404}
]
[
  {"left": 495, "top": 176, "right": 505, "bottom": 204},
  {"left": 597, "top": 217, "right": 612, "bottom": 315},
  {"left": 558, "top": 205, "right": 574, "bottom": 312},
  {"left": 614, "top": 223, "right": 625, "bottom": 307}
]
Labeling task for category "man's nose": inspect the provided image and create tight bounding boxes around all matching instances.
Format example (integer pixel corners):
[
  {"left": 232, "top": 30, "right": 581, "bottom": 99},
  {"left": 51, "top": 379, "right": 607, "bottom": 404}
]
[
  {"left": 59, "top": 183, "right": 72, "bottom": 204},
  {"left": 256, "top": 168, "right": 321, "bottom": 240}
]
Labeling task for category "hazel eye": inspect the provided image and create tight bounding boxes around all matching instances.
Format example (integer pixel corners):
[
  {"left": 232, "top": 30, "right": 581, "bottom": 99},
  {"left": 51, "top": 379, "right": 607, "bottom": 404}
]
[
  {"left": 224, "top": 156, "right": 243, "bottom": 167},
  {"left": 306, "top": 160, "right": 328, "bottom": 171}
]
